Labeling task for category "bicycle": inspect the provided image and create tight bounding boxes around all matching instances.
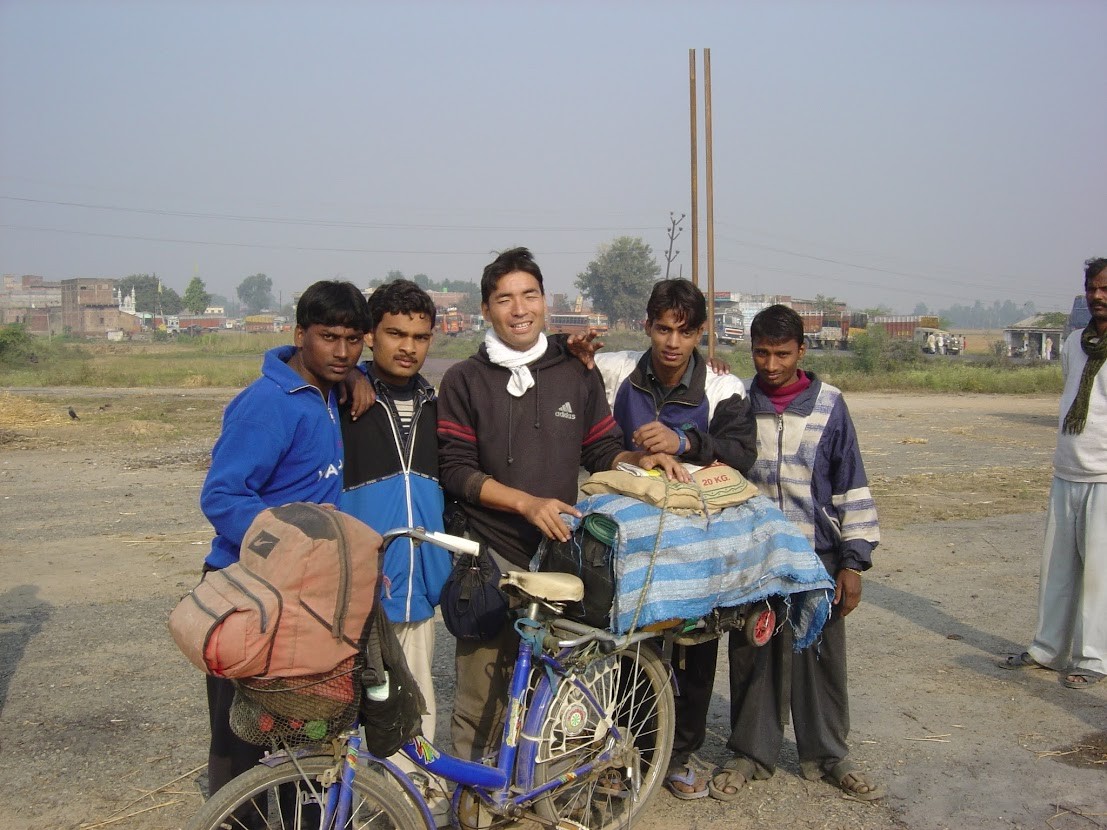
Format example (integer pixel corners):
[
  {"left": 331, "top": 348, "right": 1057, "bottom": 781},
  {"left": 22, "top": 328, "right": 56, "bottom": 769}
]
[{"left": 186, "top": 526, "right": 677, "bottom": 830}]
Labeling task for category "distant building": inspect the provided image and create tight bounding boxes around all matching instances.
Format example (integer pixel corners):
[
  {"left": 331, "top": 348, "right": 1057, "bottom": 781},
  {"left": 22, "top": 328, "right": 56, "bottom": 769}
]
[
  {"left": 0, "top": 274, "right": 64, "bottom": 334},
  {"left": 1065, "top": 295, "right": 1090, "bottom": 340},
  {"left": 1004, "top": 315, "right": 1063, "bottom": 360},
  {"left": 60, "top": 278, "right": 140, "bottom": 337},
  {"left": 426, "top": 290, "right": 467, "bottom": 309}
]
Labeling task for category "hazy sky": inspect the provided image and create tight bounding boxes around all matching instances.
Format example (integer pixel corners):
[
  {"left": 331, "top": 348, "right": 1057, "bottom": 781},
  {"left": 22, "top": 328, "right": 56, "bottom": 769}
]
[{"left": 1, "top": 0, "right": 1103, "bottom": 313}]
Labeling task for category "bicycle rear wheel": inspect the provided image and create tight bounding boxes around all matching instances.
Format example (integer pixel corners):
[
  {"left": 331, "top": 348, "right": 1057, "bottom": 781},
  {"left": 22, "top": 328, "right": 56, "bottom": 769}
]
[
  {"left": 523, "top": 642, "right": 674, "bottom": 830},
  {"left": 185, "top": 754, "right": 425, "bottom": 830}
]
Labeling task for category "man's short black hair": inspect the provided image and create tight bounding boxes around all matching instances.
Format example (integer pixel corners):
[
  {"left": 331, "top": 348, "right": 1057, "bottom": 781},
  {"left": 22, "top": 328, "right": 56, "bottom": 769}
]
[
  {"left": 368, "top": 279, "right": 437, "bottom": 329},
  {"left": 1085, "top": 257, "right": 1107, "bottom": 287},
  {"left": 481, "top": 247, "right": 544, "bottom": 304},
  {"left": 750, "top": 304, "right": 805, "bottom": 348},
  {"left": 646, "top": 279, "right": 707, "bottom": 329},
  {"left": 295, "top": 280, "right": 370, "bottom": 332}
]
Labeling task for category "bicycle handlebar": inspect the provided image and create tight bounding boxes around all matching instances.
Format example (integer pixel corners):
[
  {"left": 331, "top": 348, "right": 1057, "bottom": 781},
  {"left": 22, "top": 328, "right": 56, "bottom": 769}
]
[{"left": 380, "top": 526, "right": 481, "bottom": 558}]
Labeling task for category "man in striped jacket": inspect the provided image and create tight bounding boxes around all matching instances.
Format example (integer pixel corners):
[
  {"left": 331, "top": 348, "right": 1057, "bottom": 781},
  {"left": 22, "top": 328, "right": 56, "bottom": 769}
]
[{"left": 713, "top": 303, "right": 884, "bottom": 802}]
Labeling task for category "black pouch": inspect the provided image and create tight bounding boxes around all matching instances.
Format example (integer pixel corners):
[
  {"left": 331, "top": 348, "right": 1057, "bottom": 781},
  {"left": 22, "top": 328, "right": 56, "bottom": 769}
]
[
  {"left": 440, "top": 542, "right": 509, "bottom": 642},
  {"left": 358, "top": 603, "right": 427, "bottom": 757},
  {"left": 535, "top": 515, "right": 616, "bottom": 630}
]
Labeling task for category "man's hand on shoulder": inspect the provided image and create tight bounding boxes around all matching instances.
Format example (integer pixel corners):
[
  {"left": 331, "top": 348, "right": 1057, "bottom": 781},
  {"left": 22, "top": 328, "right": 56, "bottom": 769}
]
[
  {"left": 340, "top": 369, "right": 376, "bottom": 420},
  {"left": 706, "top": 356, "right": 730, "bottom": 375},
  {"left": 565, "top": 330, "right": 605, "bottom": 370}
]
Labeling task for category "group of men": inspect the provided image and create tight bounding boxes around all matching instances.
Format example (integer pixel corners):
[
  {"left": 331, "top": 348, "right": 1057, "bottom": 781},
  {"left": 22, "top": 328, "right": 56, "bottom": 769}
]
[
  {"left": 196, "top": 246, "right": 903, "bottom": 810},
  {"left": 924, "top": 331, "right": 964, "bottom": 355}
]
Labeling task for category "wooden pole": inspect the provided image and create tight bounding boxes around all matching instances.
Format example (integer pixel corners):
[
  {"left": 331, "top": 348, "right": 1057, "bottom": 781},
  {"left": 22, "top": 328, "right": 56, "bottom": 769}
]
[
  {"left": 688, "top": 49, "right": 699, "bottom": 289},
  {"left": 704, "top": 48, "right": 716, "bottom": 361}
]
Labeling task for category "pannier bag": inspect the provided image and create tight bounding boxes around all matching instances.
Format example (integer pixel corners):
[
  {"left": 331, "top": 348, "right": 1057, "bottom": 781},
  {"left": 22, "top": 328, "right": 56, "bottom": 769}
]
[
  {"left": 534, "top": 513, "right": 618, "bottom": 629},
  {"left": 358, "top": 601, "right": 427, "bottom": 757},
  {"left": 169, "top": 502, "right": 382, "bottom": 679},
  {"left": 440, "top": 542, "right": 509, "bottom": 641}
]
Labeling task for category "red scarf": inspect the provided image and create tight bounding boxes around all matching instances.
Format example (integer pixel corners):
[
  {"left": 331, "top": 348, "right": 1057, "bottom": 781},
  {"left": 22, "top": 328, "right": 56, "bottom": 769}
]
[{"left": 760, "top": 370, "right": 811, "bottom": 414}]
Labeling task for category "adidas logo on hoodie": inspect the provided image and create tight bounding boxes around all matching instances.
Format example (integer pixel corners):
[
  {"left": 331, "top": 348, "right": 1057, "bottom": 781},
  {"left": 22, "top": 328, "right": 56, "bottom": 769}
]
[{"left": 554, "top": 401, "right": 576, "bottom": 420}]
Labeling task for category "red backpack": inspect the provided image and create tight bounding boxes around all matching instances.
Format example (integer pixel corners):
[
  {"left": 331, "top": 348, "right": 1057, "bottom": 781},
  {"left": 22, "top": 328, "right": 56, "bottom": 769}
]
[{"left": 169, "top": 503, "right": 381, "bottom": 679}]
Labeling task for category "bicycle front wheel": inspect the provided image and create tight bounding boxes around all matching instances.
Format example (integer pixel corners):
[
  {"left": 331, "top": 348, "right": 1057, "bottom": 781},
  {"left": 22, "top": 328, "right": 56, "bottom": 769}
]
[
  {"left": 185, "top": 754, "right": 425, "bottom": 830},
  {"left": 524, "top": 642, "right": 675, "bottom": 830}
]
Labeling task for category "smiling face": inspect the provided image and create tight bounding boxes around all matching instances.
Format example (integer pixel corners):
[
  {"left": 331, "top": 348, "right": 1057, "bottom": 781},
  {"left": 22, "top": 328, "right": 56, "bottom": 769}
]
[
  {"left": 481, "top": 270, "right": 546, "bottom": 351},
  {"left": 645, "top": 309, "right": 703, "bottom": 385},
  {"left": 751, "top": 336, "right": 807, "bottom": 391},
  {"left": 292, "top": 323, "right": 366, "bottom": 393},
  {"left": 1086, "top": 265, "right": 1107, "bottom": 335},
  {"left": 368, "top": 311, "right": 433, "bottom": 386}
]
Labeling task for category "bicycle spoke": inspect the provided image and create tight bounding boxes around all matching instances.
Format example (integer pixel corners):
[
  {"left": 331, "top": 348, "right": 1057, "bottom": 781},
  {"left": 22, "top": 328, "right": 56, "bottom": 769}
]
[{"left": 529, "top": 643, "right": 675, "bottom": 830}]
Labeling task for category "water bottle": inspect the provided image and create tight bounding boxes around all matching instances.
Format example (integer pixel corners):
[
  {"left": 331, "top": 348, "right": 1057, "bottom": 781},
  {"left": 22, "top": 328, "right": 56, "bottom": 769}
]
[{"left": 365, "top": 671, "right": 390, "bottom": 702}]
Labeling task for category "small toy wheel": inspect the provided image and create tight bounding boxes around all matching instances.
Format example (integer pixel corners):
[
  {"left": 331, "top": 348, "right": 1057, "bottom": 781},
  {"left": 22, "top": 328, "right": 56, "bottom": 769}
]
[{"left": 746, "top": 603, "right": 776, "bottom": 647}]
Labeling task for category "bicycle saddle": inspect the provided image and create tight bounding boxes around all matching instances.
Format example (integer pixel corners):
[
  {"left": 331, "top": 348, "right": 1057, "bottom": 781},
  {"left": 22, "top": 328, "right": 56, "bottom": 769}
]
[{"left": 500, "top": 570, "right": 585, "bottom": 603}]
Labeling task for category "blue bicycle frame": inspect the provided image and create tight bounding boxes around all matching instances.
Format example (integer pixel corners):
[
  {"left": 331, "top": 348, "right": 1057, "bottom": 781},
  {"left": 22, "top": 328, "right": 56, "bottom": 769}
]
[{"left": 295, "top": 619, "right": 632, "bottom": 828}]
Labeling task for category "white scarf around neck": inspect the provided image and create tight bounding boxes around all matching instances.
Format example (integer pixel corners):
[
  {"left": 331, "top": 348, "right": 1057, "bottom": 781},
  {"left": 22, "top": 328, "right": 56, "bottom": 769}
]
[{"left": 484, "top": 329, "right": 548, "bottom": 397}]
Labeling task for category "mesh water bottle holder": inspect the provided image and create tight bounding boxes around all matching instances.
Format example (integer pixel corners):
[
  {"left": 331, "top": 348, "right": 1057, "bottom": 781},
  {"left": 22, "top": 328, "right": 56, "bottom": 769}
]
[{"left": 229, "top": 656, "right": 361, "bottom": 748}]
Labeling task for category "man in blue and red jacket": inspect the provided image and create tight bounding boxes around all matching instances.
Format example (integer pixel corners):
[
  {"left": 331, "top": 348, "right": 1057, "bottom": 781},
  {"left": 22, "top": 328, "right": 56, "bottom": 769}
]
[{"left": 595, "top": 278, "right": 757, "bottom": 800}]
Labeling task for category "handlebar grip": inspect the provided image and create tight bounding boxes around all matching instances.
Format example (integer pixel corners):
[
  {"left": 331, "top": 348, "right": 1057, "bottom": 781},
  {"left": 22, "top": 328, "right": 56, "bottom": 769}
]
[{"left": 422, "top": 531, "right": 481, "bottom": 557}]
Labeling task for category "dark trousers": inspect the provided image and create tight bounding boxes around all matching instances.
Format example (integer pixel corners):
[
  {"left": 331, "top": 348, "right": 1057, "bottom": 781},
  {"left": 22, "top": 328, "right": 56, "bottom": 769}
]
[
  {"left": 450, "top": 543, "right": 519, "bottom": 762},
  {"left": 207, "top": 675, "right": 321, "bottom": 828},
  {"left": 669, "top": 638, "right": 720, "bottom": 767},
  {"left": 726, "top": 610, "right": 850, "bottom": 780},
  {"left": 206, "top": 674, "right": 265, "bottom": 796}
]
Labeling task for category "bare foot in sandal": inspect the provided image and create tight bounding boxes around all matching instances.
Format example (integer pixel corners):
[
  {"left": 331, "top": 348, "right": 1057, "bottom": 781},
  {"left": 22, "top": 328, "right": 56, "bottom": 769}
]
[
  {"left": 709, "top": 756, "right": 756, "bottom": 802},
  {"left": 825, "top": 759, "right": 885, "bottom": 801}
]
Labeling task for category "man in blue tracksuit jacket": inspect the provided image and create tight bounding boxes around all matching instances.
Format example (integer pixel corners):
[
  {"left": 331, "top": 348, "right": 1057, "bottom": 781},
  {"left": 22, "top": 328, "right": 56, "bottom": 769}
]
[
  {"left": 199, "top": 280, "right": 370, "bottom": 799},
  {"left": 341, "top": 280, "right": 451, "bottom": 753}
]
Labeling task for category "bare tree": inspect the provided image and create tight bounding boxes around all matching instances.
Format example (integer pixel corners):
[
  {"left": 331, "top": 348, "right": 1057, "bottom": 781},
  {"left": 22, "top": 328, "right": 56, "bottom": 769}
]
[{"left": 663, "top": 212, "right": 685, "bottom": 280}]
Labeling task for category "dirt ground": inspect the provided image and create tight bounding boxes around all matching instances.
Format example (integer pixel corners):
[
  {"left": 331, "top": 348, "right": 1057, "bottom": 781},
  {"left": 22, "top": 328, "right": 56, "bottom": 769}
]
[{"left": 1, "top": 377, "right": 1104, "bottom": 830}]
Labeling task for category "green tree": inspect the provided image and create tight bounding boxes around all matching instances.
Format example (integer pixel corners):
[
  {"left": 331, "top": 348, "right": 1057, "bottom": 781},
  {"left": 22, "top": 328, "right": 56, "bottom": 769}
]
[
  {"left": 575, "top": 237, "right": 661, "bottom": 327},
  {"left": 118, "top": 273, "right": 182, "bottom": 315},
  {"left": 183, "top": 276, "right": 212, "bottom": 314},
  {"left": 813, "top": 294, "right": 842, "bottom": 315},
  {"left": 161, "top": 286, "right": 183, "bottom": 315},
  {"left": 237, "top": 273, "right": 274, "bottom": 314},
  {"left": 117, "top": 274, "right": 161, "bottom": 313},
  {"left": 861, "top": 305, "right": 892, "bottom": 317}
]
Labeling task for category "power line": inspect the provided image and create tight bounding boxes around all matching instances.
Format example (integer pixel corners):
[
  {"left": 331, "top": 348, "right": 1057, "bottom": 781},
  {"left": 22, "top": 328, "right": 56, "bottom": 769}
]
[
  {"left": 0, "top": 195, "right": 656, "bottom": 233},
  {"left": 0, "top": 223, "right": 597, "bottom": 256}
]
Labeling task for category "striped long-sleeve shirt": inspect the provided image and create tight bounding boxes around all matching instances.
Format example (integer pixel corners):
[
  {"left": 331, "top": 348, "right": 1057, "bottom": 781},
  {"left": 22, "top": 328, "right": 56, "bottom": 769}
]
[{"left": 744, "top": 372, "right": 879, "bottom": 571}]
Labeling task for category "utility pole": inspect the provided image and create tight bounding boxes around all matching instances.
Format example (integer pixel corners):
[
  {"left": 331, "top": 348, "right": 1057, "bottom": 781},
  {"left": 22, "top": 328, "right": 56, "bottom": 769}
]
[
  {"left": 688, "top": 49, "right": 699, "bottom": 289},
  {"left": 689, "top": 48, "right": 717, "bottom": 359}
]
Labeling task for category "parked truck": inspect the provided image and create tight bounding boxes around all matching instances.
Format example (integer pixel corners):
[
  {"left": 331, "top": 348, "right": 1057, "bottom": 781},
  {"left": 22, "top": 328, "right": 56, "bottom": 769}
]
[
  {"left": 438, "top": 307, "right": 468, "bottom": 336},
  {"left": 798, "top": 311, "right": 855, "bottom": 350},
  {"left": 868, "top": 315, "right": 940, "bottom": 340}
]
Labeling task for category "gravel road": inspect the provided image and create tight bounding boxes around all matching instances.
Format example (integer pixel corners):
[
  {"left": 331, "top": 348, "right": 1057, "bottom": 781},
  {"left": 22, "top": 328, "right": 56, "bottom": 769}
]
[{"left": 0, "top": 387, "right": 1103, "bottom": 830}]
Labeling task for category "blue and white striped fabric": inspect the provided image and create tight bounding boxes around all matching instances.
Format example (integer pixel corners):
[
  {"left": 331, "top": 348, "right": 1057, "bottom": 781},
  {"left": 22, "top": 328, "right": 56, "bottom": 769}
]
[{"left": 568, "top": 493, "right": 834, "bottom": 647}]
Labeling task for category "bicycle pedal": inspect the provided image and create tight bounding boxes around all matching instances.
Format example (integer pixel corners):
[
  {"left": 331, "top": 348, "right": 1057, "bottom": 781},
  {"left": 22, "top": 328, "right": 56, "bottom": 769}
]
[{"left": 555, "top": 821, "right": 588, "bottom": 830}]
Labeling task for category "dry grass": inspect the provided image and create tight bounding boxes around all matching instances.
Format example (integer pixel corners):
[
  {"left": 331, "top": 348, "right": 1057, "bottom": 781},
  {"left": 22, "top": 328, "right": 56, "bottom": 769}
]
[
  {"left": 0, "top": 391, "right": 70, "bottom": 428},
  {"left": 870, "top": 466, "right": 1052, "bottom": 529}
]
